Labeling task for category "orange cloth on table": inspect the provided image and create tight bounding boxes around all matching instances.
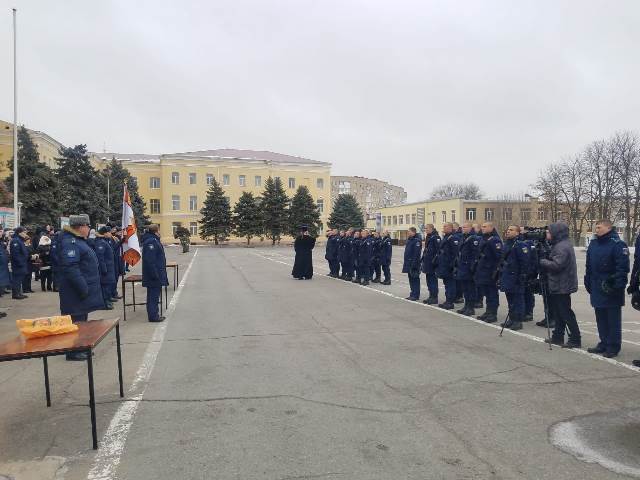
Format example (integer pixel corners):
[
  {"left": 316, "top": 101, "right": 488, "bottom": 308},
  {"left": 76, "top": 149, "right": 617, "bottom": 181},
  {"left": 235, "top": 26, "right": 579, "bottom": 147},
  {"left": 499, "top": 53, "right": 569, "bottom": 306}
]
[{"left": 16, "top": 315, "right": 79, "bottom": 339}]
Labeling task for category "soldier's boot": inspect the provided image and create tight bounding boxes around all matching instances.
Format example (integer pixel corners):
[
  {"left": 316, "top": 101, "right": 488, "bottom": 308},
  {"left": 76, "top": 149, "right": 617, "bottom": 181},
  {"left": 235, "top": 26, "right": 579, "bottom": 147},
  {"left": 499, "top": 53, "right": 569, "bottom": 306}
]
[
  {"left": 382, "top": 279, "right": 391, "bottom": 285},
  {"left": 523, "top": 312, "right": 534, "bottom": 322},
  {"left": 424, "top": 296, "right": 438, "bottom": 305},
  {"left": 474, "top": 300, "right": 484, "bottom": 309},
  {"left": 372, "top": 277, "right": 380, "bottom": 283},
  {"left": 352, "top": 276, "right": 361, "bottom": 284},
  {"left": 535, "top": 317, "right": 555, "bottom": 328},
  {"left": 482, "top": 309, "right": 498, "bottom": 323},
  {"left": 477, "top": 310, "right": 489, "bottom": 320},
  {"left": 463, "top": 307, "right": 475, "bottom": 317},
  {"left": 507, "top": 313, "right": 523, "bottom": 331},
  {"left": 454, "top": 296, "right": 464, "bottom": 304},
  {"left": 438, "top": 302, "right": 454, "bottom": 310},
  {"left": 456, "top": 303, "right": 468, "bottom": 314}
]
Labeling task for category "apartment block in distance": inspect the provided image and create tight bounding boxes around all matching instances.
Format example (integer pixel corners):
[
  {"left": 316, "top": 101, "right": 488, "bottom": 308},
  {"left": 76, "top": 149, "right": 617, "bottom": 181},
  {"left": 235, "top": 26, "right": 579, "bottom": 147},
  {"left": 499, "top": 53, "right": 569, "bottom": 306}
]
[
  {"left": 0, "top": 119, "right": 65, "bottom": 177},
  {"left": 92, "top": 149, "right": 332, "bottom": 243},
  {"left": 331, "top": 176, "right": 407, "bottom": 217}
]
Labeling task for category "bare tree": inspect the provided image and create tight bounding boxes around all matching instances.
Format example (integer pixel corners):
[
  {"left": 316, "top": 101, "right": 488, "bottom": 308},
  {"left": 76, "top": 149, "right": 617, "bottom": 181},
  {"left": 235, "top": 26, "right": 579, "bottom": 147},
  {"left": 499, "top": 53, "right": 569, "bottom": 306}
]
[
  {"left": 430, "top": 182, "right": 483, "bottom": 200},
  {"left": 534, "top": 163, "right": 563, "bottom": 224},
  {"left": 585, "top": 139, "right": 621, "bottom": 221},
  {"left": 556, "top": 155, "right": 593, "bottom": 245},
  {"left": 612, "top": 131, "right": 640, "bottom": 243}
]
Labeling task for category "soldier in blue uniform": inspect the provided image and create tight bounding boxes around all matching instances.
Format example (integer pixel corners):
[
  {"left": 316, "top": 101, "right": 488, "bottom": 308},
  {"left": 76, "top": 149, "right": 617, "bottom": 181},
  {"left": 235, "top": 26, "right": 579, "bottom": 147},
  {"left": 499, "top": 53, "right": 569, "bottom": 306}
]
[
  {"left": 371, "top": 231, "right": 382, "bottom": 283},
  {"left": 455, "top": 223, "right": 480, "bottom": 316},
  {"left": 58, "top": 214, "right": 106, "bottom": 360},
  {"left": 93, "top": 226, "right": 117, "bottom": 310},
  {"left": 358, "top": 229, "right": 374, "bottom": 286},
  {"left": 142, "top": 224, "right": 169, "bottom": 322},
  {"left": 520, "top": 227, "right": 538, "bottom": 321},
  {"left": 584, "top": 219, "right": 629, "bottom": 358},
  {"left": 421, "top": 224, "right": 440, "bottom": 305},
  {"left": 452, "top": 223, "right": 464, "bottom": 304},
  {"left": 109, "top": 225, "right": 124, "bottom": 300},
  {"left": 402, "top": 227, "right": 422, "bottom": 300},
  {"left": 0, "top": 229, "right": 10, "bottom": 299},
  {"left": 499, "top": 225, "right": 530, "bottom": 331},
  {"left": 380, "top": 230, "right": 392, "bottom": 285},
  {"left": 351, "top": 230, "right": 362, "bottom": 283},
  {"left": 339, "top": 229, "right": 353, "bottom": 281},
  {"left": 475, "top": 222, "right": 503, "bottom": 323},
  {"left": 436, "top": 223, "right": 460, "bottom": 309},
  {"left": 9, "top": 227, "right": 30, "bottom": 299},
  {"left": 628, "top": 228, "right": 640, "bottom": 367},
  {"left": 325, "top": 229, "right": 340, "bottom": 277}
]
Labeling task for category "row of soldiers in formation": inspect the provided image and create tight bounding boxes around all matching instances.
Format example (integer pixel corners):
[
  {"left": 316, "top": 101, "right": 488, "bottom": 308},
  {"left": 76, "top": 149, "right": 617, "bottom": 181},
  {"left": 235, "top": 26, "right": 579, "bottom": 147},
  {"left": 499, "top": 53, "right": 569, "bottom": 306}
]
[{"left": 324, "top": 221, "right": 539, "bottom": 332}]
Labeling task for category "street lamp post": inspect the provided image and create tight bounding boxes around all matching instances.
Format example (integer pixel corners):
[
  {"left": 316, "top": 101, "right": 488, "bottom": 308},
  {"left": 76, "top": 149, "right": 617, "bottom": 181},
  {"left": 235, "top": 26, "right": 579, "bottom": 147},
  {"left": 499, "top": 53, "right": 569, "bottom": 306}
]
[
  {"left": 17, "top": 202, "right": 23, "bottom": 227},
  {"left": 12, "top": 9, "right": 18, "bottom": 227}
]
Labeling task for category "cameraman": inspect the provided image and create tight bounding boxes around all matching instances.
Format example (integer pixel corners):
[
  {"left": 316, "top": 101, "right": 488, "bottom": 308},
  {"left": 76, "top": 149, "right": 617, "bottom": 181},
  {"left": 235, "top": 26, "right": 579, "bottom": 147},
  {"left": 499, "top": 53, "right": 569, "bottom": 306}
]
[{"left": 538, "top": 223, "right": 581, "bottom": 348}]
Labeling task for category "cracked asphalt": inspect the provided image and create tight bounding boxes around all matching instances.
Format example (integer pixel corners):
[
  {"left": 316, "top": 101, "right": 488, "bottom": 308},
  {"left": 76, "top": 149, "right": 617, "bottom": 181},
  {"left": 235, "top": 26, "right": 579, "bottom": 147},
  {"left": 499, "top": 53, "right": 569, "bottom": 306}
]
[{"left": 2, "top": 245, "right": 640, "bottom": 479}]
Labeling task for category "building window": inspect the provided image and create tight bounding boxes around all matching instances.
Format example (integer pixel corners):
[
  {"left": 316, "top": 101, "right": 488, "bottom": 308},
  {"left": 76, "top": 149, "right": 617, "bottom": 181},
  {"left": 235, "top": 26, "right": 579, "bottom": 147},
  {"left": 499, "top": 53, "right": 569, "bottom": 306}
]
[
  {"left": 189, "top": 222, "right": 198, "bottom": 236},
  {"left": 431, "top": 212, "right": 436, "bottom": 223},
  {"left": 150, "top": 177, "right": 160, "bottom": 189},
  {"left": 521, "top": 208, "right": 531, "bottom": 222},
  {"left": 405, "top": 214, "right": 410, "bottom": 224},
  {"left": 451, "top": 210, "right": 456, "bottom": 223},
  {"left": 538, "top": 208, "right": 547, "bottom": 221},
  {"left": 383, "top": 217, "right": 386, "bottom": 225},
  {"left": 255, "top": 175, "right": 262, "bottom": 187},
  {"left": 503, "top": 208, "right": 512, "bottom": 221},
  {"left": 171, "top": 172, "right": 180, "bottom": 184},
  {"left": 206, "top": 173, "right": 214, "bottom": 185},
  {"left": 338, "top": 180, "right": 351, "bottom": 195},
  {"left": 189, "top": 195, "right": 197, "bottom": 211},
  {"left": 239, "top": 175, "right": 246, "bottom": 187},
  {"left": 223, "top": 174, "right": 230, "bottom": 186},
  {"left": 485, "top": 208, "right": 494, "bottom": 221},
  {"left": 399, "top": 215, "right": 404, "bottom": 225},
  {"left": 317, "top": 178, "right": 324, "bottom": 189},
  {"left": 289, "top": 177, "right": 296, "bottom": 189},
  {"left": 171, "top": 222, "right": 182, "bottom": 236},
  {"left": 442, "top": 211, "right": 447, "bottom": 223},
  {"left": 150, "top": 199, "right": 160, "bottom": 214},
  {"left": 412, "top": 214, "right": 417, "bottom": 224},
  {"left": 393, "top": 216, "right": 397, "bottom": 225},
  {"left": 189, "top": 172, "right": 197, "bottom": 185},
  {"left": 317, "top": 199, "right": 324, "bottom": 213},
  {"left": 466, "top": 208, "right": 476, "bottom": 221},
  {"left": 172, "top": 195, "right": 180, "bottom": 211}
]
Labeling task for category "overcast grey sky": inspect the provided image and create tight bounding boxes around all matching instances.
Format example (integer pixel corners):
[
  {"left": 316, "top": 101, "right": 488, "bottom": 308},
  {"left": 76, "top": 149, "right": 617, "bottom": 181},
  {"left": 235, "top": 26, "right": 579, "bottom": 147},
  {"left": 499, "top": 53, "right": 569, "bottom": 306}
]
[{"left": 1, "top": 0, "right": 639, "bottom": 201}]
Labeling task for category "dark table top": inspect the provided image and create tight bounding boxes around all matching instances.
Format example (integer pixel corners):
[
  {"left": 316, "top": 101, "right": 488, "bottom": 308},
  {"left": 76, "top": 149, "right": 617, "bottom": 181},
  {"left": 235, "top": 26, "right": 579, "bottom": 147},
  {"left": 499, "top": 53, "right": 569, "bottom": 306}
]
[
  {"left": 123, "top": 274, "right": 143, "bottom": 283},
  {"left": 166, "top": 262, "right": 178, "bottom": 267},
  {"left": 0, "top": 318, "right": 120, "bottom": 361}
]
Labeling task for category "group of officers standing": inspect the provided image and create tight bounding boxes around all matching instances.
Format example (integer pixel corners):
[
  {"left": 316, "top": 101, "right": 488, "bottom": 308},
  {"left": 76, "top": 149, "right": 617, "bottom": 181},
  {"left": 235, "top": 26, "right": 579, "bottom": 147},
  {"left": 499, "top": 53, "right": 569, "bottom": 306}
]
[{"left": 324, "top": 219, "right": 639, "bottom": 365}]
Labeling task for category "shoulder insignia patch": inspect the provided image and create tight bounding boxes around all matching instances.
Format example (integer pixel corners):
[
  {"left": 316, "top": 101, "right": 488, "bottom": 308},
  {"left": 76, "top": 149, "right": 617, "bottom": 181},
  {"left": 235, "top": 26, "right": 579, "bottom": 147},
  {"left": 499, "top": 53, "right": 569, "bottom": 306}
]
[
  {"left": 67, "top": 250, "right": 76, "bottom": 258},
  {"left": 522, "top": 247, "right": 529, "bottom": 253},
  {"left": 531, "top": 245, "right": 536, "bottom": 249},
  {"left": 437, "top": 238, "right": 441, "bottom": 242},
  {"left": 454, "top": 240, "right": 459, "bottom": 245},
  {"left": 623, "top": 247, "right": 629, "bottom": 256},
  {"left": 473, "top": 240, "right": 479, "bottom": 246},
  {"left": 496, "top": 244, "right": 502, "bottom": 250},
  {"left": 149, "top": 245, "right": 154, "bottom": 250}
]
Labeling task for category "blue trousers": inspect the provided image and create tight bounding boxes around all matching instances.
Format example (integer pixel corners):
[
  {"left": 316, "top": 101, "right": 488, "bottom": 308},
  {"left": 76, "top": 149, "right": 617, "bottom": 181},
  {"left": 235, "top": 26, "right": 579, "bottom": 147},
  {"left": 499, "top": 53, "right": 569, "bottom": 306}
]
[
  {"left": 480, "top": 284, "right": 499, "bottom": 310},
  {"left": 382, "top": 264, "right": 390, "bottom": 281},
  {"left": 505, "top": 290, "right": 525, "bottom": 316},
  {"left": 461, "top": 280, "right": 476, "bottom": 305},
  {"left": 146, "top": 286, "right": 161, "bottom": 321},
  {"left": 524, "top": 286, "right": 535, "bottom": 314},
  {"left": 11, "top": 272, "right": 24, "bottom": 295},
  {"left": 594, "top": 307, "right": 622, "bottom": 354},
  {"left": 408, "top": 274, "right": 420, "bottom": 299},
  {"left": 425, "top": 273, "right": 438, "bottom": 298},
  {"left": 443, "top": 277, "right": 456, "bottom": 303},
  {"left": 328, "top": 260, "right": 340, "bottom": 276},
  {"left": 101, "top": 282, "right": 115, "bottom": 303}
]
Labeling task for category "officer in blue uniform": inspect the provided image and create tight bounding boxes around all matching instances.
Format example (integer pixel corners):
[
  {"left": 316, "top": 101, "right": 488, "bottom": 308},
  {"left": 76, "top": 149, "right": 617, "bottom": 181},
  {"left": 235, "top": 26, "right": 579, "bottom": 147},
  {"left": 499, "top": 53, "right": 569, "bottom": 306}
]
[
  {"left": 475, "top": 222, "right": 503, "bottom": 323},
  {"left": 452, "top": 223, "right": 464, "bottom": 304},
  {"left": 93, "top": 226, "right": 117, "bottom": 310},
  {"left": 436, "top": 223, "right": 460, "bottom": 309},
  {"left": 628, "top": 228, "right": 640, "bottom": 367},
  {"left": 455, "top": 222, "right": 480, "bottom": 316},
  {"left": 0, "top": 229, "right": 10, "bottom": 298},
  {"left": 358, "top": 229, "right": 374, "bottom": 286},
  {"left": 50, "top": 230, "right": 60, "bottom": 292},
  {"left": 421, "top": 224, "right": 440, "bottom": 305},
  {"left": 351, "top": 230, "right": 362, "bottom": 283},
  {"left": 584, "top": 219, "right": 629, "bottom": 358},
  {"left": 499, "top": 225, "right": 530, "bottom": 331},
  {"left": 109, "top": 225, "right": 124, "bottom": 300},
  {"left": 9, "top": 227, "right": 30, "bottom": 299},
  {"left": 371, "top": 231, "right": 382, "bottom": 283},
  {"left": 403, "top": 227, "right": 422, "bottom": 300},
  {"left": 339, "top": 229, "right": 353, "bottom": 281},
  {"left": 58, "top": 214, "right": 105, "bottom": 360},
  {"left": 520, "top": 227, "right": 538, "bottom": 321},
  {"left": 142, "top": 224, "right": 169, "bottom": 322},
  {"left": 325, "top": 229, "right": 340, "bottom": 277},
  {"left": 380, "top": 230, "right": 392, "bottom": 285}
]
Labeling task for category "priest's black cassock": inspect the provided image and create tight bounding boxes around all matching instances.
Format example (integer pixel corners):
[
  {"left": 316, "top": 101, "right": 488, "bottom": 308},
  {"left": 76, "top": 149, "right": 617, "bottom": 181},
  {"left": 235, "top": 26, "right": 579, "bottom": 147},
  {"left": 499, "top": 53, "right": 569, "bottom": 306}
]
[{"left": 292, "top": 234, "right": 316, "bottom": 280}]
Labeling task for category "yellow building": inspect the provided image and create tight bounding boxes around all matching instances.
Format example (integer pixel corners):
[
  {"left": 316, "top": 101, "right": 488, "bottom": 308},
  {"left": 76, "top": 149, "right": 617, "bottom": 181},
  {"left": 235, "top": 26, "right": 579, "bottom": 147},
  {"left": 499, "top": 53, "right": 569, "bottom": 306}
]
[
  {"left": 92, "top": 149, "right": 332, "bottom": 243},
  {"left": 367, "top": 197, "right": 550, "bottom": 241},
  {"left": 0, "top": 119, "right": 65, "bottom": 177}
]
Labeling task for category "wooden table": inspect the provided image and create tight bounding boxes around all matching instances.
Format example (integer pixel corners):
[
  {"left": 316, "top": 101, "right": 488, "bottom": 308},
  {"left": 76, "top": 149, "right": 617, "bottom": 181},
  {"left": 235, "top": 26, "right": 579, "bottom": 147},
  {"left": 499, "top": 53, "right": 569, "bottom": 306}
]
[
  {"left": 166, "top": 262, "right": 179, "bottom": 290},
  {"left": 0, "top": 318, "right": 123, "bottom": 450},
  {"left": 121, "top": 274, "right": 167, "bottom": 321}
]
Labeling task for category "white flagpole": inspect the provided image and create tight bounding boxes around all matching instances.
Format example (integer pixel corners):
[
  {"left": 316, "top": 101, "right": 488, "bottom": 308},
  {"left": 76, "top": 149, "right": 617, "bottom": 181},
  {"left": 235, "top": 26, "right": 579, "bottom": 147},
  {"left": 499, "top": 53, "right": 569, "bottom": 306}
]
[{"left": 12, "top": 8, "right": 19, "bottom": 226}]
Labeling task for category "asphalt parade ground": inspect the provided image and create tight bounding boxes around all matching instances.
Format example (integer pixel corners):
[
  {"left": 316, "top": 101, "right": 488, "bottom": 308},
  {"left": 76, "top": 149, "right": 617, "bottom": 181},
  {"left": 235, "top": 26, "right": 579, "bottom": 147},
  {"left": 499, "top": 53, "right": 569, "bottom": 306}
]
[{"left": 1, "top": 245, "right": 639, "bottom": 479}]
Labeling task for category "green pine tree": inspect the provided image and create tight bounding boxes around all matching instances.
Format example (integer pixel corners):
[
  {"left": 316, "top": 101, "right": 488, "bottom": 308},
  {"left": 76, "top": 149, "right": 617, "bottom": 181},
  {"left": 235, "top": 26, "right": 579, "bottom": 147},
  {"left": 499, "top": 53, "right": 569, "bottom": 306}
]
[
  {"left": 328, "top": 194, "right": 364, "bottom": 230},
  {"left": 4, "top": 126, "right": 60, "bottom": 227},
  {"left": 233, "top": 191, "right": 262, "bottom": 245},
  {"left": 287, "top": 185, "right": 321, "bottom": 237},
  {"left": 260, "top": 176, "right": 289, "bottom": 245},
  {"left": 56, "top": 144, "right": 108, "bottom": 225},
  {"left": 199, "top": 177, "right": 232, "bottom": 244},
  {"left": 103, "top": 158, "right": 150, "bottom": 230}
]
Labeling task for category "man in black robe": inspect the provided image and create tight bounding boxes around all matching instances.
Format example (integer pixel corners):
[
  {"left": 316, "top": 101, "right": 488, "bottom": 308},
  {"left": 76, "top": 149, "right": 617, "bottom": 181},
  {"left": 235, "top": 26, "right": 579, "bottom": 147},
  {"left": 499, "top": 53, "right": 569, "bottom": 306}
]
[{"left": 292, "top": 226, "right": 316, "bottom": 280}]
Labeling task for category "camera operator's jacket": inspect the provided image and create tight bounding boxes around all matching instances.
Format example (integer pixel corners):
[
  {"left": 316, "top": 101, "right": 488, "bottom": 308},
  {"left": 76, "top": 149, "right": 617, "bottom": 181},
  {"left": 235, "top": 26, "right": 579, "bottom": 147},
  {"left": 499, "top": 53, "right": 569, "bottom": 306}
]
[
  {"left": 499, "top": 238, "right": 529, "bottom": 293},
  {"left": 539, "top": 223, "right": 578, "bottom": 295},
  {"left": 474, "top": 230, "right": 502, "bottom": 285},
  {"left": 584, "top": 229, "right": 629, "bottom": 308}
]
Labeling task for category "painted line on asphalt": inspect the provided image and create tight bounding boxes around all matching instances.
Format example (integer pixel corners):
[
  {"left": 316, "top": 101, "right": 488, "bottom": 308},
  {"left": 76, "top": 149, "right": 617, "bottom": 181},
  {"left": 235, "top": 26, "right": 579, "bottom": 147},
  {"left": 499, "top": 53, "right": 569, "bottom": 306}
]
[
  {"left": 251, "top": 251, "right": 640, "bottom": 374},
  {"left": 87, "top": 249, "right": 199, "bottom": 480}
]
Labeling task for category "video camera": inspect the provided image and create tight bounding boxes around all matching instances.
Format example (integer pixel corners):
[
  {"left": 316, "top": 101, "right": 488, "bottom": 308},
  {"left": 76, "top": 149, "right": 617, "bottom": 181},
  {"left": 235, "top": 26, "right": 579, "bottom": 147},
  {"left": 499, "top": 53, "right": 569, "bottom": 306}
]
[{"left": 522, "top": 226, "right": 548, "bottom": 243}]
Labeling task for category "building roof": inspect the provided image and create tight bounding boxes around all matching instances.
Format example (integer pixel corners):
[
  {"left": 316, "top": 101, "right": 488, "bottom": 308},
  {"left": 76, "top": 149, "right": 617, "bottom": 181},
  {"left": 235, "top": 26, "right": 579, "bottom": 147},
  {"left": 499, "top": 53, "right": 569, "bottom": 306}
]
[
  {"left": 164, "top": 149, "right": 330, "bottom": 166},
  {"left": 95, "top": 153, "right": 161, "bottom": 163}
]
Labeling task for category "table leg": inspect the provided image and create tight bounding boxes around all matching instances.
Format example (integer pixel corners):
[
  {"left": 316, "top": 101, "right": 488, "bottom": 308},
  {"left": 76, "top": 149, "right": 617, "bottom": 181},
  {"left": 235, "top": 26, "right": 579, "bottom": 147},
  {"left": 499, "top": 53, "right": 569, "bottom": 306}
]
[
  {"left": 132, "top": 283, "right": 136, "bottom": 312},
  {"left": 122, "top": 278, "right": 127, "bottom": 322},
  {"left": 165, "top": 285, "right": 168, "bottom": 309},
  {"left": 87, "top": 350, "right": 98, "bottom": 450},
  {"left": 43, "top": 357, "right": 51, "bottom": 407},
  {"left": 176, "top": 266, "right": 179, "bottom": 289},
  {"left": 160, "top": 290, "right": 163, "bottom": 316},
  {"left": 115, "top": 324, "right": 124, "bottom": 398}
]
